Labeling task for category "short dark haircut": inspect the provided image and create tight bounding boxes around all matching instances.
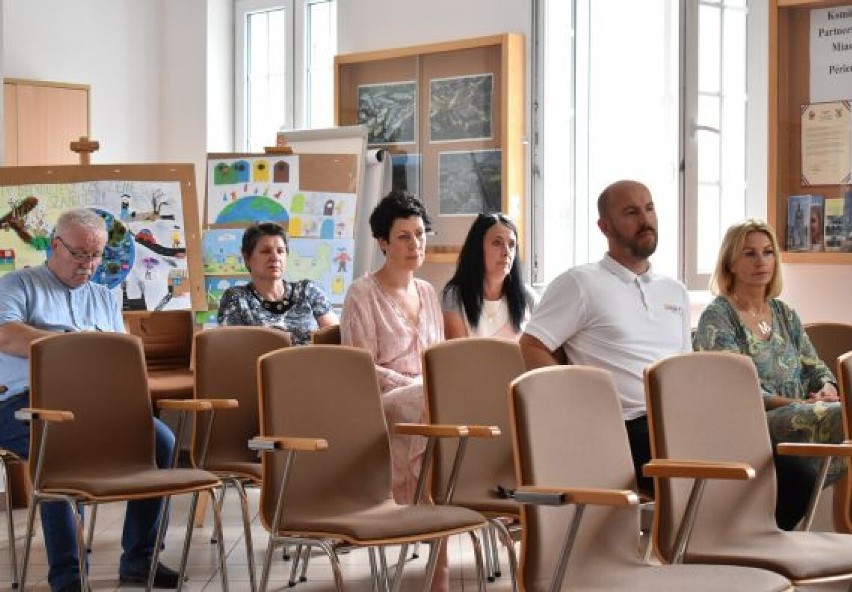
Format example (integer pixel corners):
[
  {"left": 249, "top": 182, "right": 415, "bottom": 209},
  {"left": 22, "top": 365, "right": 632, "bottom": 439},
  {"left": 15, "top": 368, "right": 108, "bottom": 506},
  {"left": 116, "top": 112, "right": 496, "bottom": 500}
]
[
  {"left": 442, "top": 213, "right": 529, "bottom": 332},
  {"left": 241, "top": 222, "right": 288, "bottom": 260},
  {"left": 368, "top": 190, "right": 431, "bottom": 242}
]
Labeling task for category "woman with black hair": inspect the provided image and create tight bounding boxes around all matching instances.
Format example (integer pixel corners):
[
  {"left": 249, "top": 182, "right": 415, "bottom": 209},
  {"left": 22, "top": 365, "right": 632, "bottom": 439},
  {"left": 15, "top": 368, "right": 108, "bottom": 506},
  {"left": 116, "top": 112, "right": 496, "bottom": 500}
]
[{"left": 442, "top": 213, "right": 537, "bottom": 340}]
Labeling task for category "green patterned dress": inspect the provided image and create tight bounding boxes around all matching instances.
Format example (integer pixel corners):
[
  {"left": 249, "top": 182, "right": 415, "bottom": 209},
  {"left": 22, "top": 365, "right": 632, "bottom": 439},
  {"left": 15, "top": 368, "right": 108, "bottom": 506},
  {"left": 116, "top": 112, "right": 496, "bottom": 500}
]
[{"left": 694, "top": 296, "right": 844, "bottom": 482}]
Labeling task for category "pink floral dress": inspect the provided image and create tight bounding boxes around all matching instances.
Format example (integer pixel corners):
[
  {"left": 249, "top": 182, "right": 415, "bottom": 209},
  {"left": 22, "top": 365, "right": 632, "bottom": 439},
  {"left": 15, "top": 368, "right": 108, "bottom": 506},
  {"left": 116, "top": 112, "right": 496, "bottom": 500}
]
[{"left": 341, "top": 274, "right": 444, "bottom": 503}]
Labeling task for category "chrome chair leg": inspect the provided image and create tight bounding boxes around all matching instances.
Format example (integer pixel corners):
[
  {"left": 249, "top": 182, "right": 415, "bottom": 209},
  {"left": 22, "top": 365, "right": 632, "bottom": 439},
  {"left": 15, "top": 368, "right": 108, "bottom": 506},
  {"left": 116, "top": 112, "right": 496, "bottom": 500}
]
[
  {"left": 288, "top": 545, "right": 303, "bottom": 586},
  {"left": 488, "top": 523, "right": 502, "bottom": 578},
  {"left": 481, "top": 525, "right": 495, "bottom": 582},
  {"left": 234, "top": 479, "right": 258, "bottom": 592},
  {"left": 492, "top": 519, "right": 519, "bottom": 592},
  {"left": 85, "top": 503, "right": 97, "bottom": 552},
  {"left": 1, "top": 456, "right": 19, "bottom": 589},
  {"left": 298, "top": 546, "right": 311, "bottom": 583}
]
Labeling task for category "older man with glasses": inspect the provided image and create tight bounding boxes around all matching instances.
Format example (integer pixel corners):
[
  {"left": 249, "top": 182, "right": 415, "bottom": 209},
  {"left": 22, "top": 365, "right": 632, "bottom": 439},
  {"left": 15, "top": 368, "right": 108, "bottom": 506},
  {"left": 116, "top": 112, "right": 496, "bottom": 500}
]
[{"left": 0, "top": 208, "right": 182, "bottom": 592}]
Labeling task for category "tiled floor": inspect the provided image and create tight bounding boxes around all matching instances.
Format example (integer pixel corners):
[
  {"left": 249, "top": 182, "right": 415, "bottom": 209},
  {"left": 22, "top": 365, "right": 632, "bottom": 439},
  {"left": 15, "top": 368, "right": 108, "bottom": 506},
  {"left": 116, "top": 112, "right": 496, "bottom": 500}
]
[{"left": 0, "top": 490, "right": 515, "bottom": 591}]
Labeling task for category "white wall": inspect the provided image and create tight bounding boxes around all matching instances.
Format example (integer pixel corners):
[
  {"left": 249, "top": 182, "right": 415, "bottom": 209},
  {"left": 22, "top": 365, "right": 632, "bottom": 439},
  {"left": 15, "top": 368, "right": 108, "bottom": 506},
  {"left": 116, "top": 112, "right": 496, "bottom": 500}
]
[
  {"left": 338, "top": 0, "right": 531, "bottom": 54},
  {"left": 2, "top": 0, "right": 163, "bottom": 163}
]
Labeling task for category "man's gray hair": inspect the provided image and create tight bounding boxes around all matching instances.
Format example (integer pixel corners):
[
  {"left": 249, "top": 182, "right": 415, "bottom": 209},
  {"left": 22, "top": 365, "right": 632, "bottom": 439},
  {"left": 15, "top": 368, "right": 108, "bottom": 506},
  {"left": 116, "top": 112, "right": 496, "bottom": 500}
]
[{"left": 55, "top": 208, "right": 107, "bottom": 237}]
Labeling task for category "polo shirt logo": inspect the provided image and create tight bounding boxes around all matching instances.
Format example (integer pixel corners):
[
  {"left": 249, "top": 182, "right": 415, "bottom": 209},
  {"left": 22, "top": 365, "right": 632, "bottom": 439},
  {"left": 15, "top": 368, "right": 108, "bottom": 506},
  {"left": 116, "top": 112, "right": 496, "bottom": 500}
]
[{"left": 663, "top": 303, "right": 683, "bottom": 314}]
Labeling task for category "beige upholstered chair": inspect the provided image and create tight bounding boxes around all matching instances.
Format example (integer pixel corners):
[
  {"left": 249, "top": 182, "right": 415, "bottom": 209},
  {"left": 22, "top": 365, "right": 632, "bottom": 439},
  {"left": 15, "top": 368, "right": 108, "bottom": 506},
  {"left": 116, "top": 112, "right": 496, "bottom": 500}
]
[
  {"left": 509, "top": 365, "right": 791, "bottom": 591},
  {"left": 192, "top": 326, "right": 291, "bottom": 592},
  {"left": 836, "top": 351, "right": 852, "bottom": 533},
  {"left": 124, "top": 310, "right": 195, "bottom": 403},
  {"left": 310, "top": 324, "right": 341, "bottom": 345},
  {"left": 20, "top": 332, "right": 227, "bottom": 591},
  {"left": 419, "top": 337, "right": 526, "bottom": 587},
  {"left": 645, "top": 351, "right": 852, "bottom": 587},
  {"left": 252, "top": 345, "right": 488, "bottom": 592},
  {"left": 805, "top": 322, "right": 852, "bottom": 371}
]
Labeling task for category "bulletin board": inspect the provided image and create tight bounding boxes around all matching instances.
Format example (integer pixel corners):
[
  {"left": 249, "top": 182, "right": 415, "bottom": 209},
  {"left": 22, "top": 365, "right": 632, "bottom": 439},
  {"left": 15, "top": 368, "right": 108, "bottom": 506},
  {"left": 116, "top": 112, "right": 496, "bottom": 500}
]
[
  {"left": 0, "top": 164, "right": 204, "bottom": 311},
  {"left": 335, "top": 33, "right": 526, "bottom": 262},
  {"left": 202, "top": 151, "right": 360, "bottom": 323}
]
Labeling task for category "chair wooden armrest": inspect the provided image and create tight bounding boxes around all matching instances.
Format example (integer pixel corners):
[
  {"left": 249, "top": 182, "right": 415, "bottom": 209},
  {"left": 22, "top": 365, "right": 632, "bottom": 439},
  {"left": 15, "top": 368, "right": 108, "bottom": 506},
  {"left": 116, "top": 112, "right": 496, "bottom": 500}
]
[
  {"left": 248, "top": 436, "right": 328, "bottom": 452},
  {"left": 394, "top": 423, "right": 470, "bottom": 437},
  {"left": 15, "top": 407, "right": 74, "bottom": 422},
  {"left": 643, "top": 459, "right": 755, "bottom": 480},
  {"left": 514, "top": 485, "right": 639, "bottom": 507},
  {"left": 155, "top": 399, "right": 213, "bottom": 412},
  {"left": 777, "top": 442, "right": 852, "bottom": 457},
  {"left": 465, "top": 425, "right": 501, "bottom": 437},
  {"left": 199, "top": 398, "right": 240, "bottom": 410}
]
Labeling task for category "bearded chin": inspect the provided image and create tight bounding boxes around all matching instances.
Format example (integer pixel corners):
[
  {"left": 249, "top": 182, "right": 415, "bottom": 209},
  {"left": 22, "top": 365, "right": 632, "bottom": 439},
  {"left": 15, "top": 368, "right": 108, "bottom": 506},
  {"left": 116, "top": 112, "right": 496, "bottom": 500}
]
[{"left": 631, "top": 237, "right": 658, "bottom": 259}]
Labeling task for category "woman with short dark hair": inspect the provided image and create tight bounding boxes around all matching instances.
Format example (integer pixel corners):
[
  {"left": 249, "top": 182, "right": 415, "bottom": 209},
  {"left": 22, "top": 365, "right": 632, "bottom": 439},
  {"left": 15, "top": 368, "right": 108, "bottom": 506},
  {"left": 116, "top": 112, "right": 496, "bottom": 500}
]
[
  {"left": 341, "top": 190, "right": 440, "bottom": 502},
  {"left": 217, "top": 222, "right": 338, "bottom": 345}
]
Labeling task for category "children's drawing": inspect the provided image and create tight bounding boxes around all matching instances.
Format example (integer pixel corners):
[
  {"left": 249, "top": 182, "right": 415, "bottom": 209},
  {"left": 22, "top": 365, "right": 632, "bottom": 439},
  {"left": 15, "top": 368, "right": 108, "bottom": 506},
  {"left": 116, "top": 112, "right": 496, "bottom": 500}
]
[
  {"left": 205, "top": 276, "right": 249, "bottom": 311},
  {"left": 202, "top": 229, "right": 248, "bottom": 274},
  {"left": 284, "top": 238, "right": 354, "bottom": 305},
  {"left": 207, "top": 156, "right": 300, "bottom": 225},
  {"left": 0, "top": 180, "right": 190, "bottom": 310},
  {"left": 283, "top": 191, "right": 355, "bottom": 239}
]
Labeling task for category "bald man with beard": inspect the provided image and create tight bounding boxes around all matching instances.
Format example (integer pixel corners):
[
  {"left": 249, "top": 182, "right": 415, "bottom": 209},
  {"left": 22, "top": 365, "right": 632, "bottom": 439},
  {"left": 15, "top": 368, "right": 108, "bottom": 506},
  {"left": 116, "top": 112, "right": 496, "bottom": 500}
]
[{"left": 520, "top": 180, "right": 691, "bottom": 493}]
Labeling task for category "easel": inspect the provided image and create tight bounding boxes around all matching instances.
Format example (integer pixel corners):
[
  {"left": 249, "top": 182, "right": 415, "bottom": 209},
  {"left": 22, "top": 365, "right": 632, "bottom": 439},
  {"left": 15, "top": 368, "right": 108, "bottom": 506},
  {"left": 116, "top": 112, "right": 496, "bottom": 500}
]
[{"left": 70, "top": 136, "right": 100, "bottom": 165}]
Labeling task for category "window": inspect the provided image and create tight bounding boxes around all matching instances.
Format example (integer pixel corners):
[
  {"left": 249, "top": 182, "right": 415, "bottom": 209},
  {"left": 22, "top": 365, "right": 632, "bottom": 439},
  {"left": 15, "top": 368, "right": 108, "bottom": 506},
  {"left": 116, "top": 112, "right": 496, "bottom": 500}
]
[
  {"left": 235, "top": 0, "right": 337, "bottom": 152},
  {"left": 534, "top": 0, "right": 753, "bottom": 290}
]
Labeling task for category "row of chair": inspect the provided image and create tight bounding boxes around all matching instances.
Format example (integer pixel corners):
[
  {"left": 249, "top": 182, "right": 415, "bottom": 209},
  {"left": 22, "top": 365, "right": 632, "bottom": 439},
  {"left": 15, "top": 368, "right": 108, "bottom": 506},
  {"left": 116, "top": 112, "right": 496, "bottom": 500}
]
[{"left": 5, "top": 319, "right": 851, "bottom": 590}]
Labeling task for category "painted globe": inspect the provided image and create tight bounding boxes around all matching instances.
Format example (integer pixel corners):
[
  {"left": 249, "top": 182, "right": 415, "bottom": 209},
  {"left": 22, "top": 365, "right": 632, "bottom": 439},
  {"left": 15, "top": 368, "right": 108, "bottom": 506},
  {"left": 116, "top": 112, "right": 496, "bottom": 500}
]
[{"left": 216, "top": 196, "right": 289, "bottom": 224}]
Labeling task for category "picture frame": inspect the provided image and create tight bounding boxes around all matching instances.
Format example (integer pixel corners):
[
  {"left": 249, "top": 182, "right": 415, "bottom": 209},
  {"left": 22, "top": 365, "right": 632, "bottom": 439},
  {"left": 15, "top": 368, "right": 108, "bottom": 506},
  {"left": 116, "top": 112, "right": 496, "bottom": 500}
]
[{"left": 335, "top": 34, "right": 525, "bottom": 261}]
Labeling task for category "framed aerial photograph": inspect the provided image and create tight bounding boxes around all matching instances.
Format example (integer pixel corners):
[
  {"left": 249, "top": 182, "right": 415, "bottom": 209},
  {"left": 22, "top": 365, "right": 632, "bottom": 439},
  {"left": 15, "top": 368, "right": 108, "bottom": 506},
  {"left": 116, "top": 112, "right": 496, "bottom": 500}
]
[
  {"left": 357, "top": 81, "right": 417, "bottom": 145},
  {"left": 336, "top": 34, "right": 525, "bottom": 258},
  {"left": 439, "top": 149, "right": 502, "bottom": 216},
  {"left": 429, "top": 73, "right": 493, "bottom": 142},
  {"left": 391, "top": 153, "right": 421, "bottom": 194}
]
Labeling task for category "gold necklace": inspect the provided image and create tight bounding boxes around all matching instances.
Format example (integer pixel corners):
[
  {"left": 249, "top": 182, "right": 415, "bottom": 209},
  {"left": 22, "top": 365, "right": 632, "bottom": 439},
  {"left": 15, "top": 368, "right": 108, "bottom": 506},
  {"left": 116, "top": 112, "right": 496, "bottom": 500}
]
[
  {"left": 483, "top": 299, "right": 503, "bottom": 324},
  {"left": 732, "top": 293, "right": 771, "bottom": 337}
]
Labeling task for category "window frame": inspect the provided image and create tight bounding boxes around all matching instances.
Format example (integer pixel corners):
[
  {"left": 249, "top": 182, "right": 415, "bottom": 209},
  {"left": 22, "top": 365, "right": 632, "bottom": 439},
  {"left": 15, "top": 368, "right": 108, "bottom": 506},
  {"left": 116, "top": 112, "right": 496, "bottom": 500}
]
[
  {"left": 234, "top": 0, "right": 336, "bottom": 151},
  {"left": 532, "top": 0, "right": 765, "bottom": 291}
]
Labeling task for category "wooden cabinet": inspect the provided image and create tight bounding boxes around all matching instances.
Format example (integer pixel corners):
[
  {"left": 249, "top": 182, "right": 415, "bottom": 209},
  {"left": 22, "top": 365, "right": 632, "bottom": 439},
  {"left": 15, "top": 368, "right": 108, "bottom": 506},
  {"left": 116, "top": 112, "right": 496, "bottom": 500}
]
[
  {"left": 335, "top": 34, "right": 526, "bottom": 263},
  {"left": 3, "top": 79, "right": 90, "bottom": 166},
  {"left": 768, "top": 1, "right": 852, "bottom": 263}
]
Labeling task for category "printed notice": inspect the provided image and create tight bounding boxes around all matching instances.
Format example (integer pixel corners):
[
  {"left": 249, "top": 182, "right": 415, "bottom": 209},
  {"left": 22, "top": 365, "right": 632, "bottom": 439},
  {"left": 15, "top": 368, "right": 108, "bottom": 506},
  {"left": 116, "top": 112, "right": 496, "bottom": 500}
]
[
  {"left": 801, "top": 101, "right": 852, "bottom": 186},
  {"left": 810, "top": 5, "right": 852, "bottom": 103}
]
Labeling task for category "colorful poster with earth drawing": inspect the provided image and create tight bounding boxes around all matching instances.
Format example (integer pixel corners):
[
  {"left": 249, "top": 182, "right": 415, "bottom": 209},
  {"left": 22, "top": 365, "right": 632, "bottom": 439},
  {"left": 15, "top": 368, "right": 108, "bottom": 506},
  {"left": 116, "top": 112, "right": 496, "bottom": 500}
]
[
  {"left": 206, "top": 155, "right": 299, "bottom": 226},
  {"left": 0, "top": 179, "right": 192, "bottom": 311}
]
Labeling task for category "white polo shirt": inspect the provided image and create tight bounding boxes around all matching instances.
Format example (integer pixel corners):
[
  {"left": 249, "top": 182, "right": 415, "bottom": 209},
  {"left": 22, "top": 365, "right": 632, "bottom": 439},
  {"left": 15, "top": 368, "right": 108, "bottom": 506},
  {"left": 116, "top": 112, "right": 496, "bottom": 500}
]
[{"left": 524, "top": 254, "right": 690, "bottom": 420}]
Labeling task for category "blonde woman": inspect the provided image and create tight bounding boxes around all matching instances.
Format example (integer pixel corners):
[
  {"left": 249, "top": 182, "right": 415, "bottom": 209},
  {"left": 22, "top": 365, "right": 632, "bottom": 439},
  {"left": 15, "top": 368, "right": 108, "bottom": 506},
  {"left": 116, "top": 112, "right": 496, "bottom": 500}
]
[{"left": 694, "top": 218, "right": 842, "bottom": 530}]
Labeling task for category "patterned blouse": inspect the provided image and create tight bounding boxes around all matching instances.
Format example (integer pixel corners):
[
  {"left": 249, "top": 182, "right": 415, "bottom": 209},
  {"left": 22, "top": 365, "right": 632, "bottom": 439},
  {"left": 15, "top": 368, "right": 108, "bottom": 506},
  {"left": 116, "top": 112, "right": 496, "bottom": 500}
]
[
  {"left": 217, "top": 280, "right": 332, "bottom": 346},
  {"left": 693, "top": 296, "right": 834, "bottom": 399},
  {"left": 694, "top": 295, "right": 843, "bottom": 483}
]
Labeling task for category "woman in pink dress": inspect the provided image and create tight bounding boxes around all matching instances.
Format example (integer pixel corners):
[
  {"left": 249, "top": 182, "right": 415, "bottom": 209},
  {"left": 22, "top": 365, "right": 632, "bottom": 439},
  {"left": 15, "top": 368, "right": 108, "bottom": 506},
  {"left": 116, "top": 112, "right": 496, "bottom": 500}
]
[{"left": 341, "top": 190, "right": 442, "bottom": 505}]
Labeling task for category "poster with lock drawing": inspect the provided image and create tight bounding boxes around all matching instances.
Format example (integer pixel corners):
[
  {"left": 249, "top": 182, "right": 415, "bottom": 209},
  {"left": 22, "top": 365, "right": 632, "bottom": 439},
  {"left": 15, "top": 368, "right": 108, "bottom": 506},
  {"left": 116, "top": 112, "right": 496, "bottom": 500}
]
[{"left": 204, "top": 153, "right": 359, "bottom": 308}]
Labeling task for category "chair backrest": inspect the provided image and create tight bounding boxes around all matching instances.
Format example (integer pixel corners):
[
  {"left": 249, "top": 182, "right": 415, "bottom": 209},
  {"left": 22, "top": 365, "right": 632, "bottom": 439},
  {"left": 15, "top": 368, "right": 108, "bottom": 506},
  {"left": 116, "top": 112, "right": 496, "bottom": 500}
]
[
  {"left": 193, "top": 326, "right": 291, "bottom": 467},
  {"left": 510, "top": 366, "right": 642, "bottom": 590},
  {"left": 805, "top": 322, "right": 852, "bottom": 372},
  {"left": 257, "top": 345, "right": 392, "bottom": 530},
  {"left": 423, "top": 338, "right": 526, "bottom": 508},
  {"left": 645, "top": 352, "right": 779, "bottom": 562},
  {"left": 311, "top": 324, "right": 341, "bottom": 345},
  {"left": 837, "top": 351, "right": 852, "bottom": 532},
  {"left": 124, "top": 310, "right": 194, "bottom": 371},
  {"left": 29, "top": 332, "right": 156, "bottom": 479}
]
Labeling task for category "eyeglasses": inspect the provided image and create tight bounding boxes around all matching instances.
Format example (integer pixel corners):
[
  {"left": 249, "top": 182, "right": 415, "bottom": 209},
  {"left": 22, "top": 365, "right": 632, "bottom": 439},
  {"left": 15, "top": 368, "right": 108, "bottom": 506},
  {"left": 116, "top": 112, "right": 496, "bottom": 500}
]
[{"left": 55, "top": 235, "right": 104, "bottom": 263}]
